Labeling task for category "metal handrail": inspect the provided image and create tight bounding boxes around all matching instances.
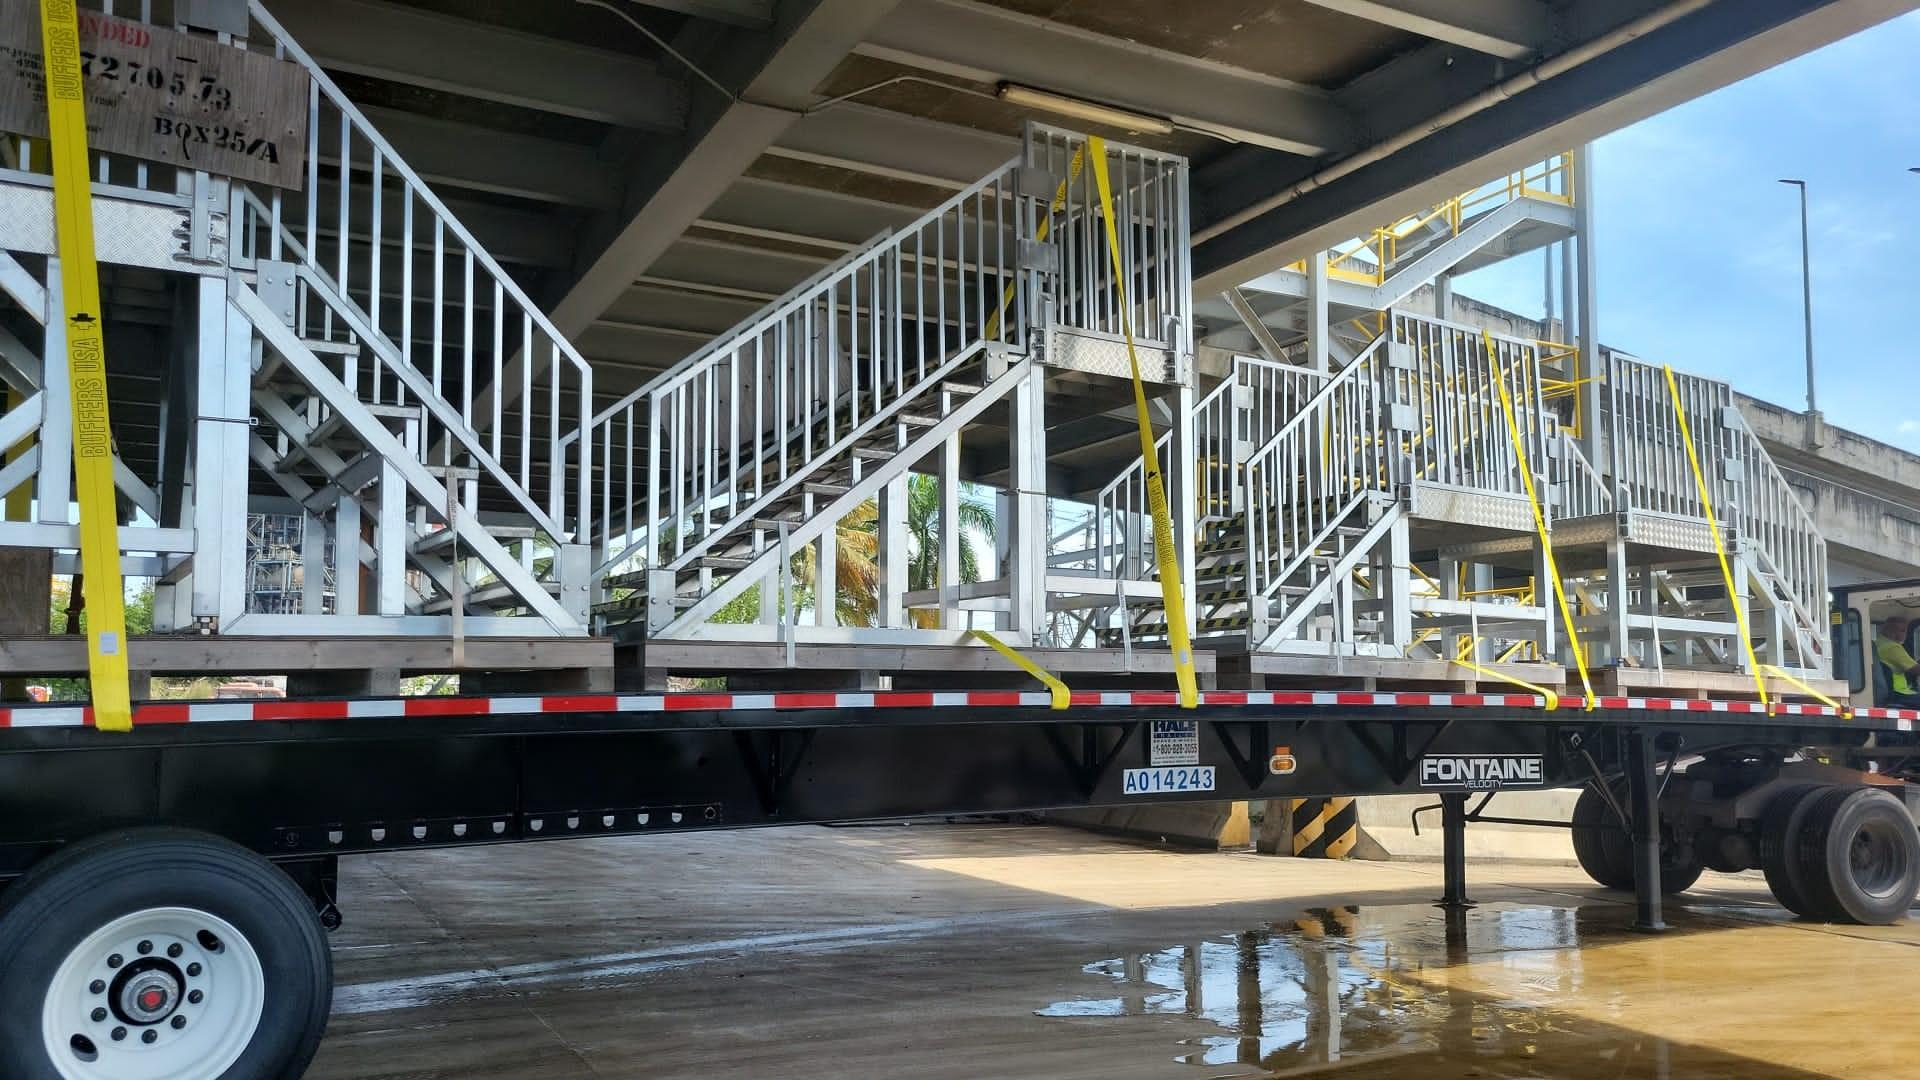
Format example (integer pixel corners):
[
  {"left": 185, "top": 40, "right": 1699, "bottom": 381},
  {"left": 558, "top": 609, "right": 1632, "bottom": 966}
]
[{"left": 243, "top": 1, "right": 595, "bottom": 539}]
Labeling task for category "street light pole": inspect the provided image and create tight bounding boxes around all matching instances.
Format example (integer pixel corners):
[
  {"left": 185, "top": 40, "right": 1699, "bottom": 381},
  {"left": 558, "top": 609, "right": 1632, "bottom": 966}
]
[{"left": 1779, "top": 178, "right": 1819, "bottom": 445}]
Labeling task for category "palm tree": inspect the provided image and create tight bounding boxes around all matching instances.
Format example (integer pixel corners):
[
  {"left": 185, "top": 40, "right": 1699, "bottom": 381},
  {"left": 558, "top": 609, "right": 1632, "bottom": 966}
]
[{"left": 708, "top": 473, "right": 994, "bottom": 629}]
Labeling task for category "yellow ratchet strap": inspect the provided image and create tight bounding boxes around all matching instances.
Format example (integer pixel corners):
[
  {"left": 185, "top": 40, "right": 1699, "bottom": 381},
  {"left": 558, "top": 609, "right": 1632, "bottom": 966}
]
[
  {"left": 1662, "top": 365, "right": 1770, "bottom": 714},
  {"left": 1763, "top": 664, "right": 1846, "bottom": 717},
  {"left": 1089, "top": 137, "right": 1197, "bottom": 708},
  {"left": 1487, "top": 331, "right": 1594, "bottom": 710},
  {"left": 1451, "top": 656, "right": 1560, "bottom": 711},
  {"left": 40, "top": 0, "right": 132, "bottom": 732},
  {"left": 967, "top": 630, "right": 1069, "bottom": 710}
]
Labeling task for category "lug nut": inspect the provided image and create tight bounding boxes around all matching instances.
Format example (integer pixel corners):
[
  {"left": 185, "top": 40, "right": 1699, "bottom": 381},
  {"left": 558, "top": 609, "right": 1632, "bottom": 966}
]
[
  {"left": 90, "top": 1008, "right": 107, "bottom": 1022},
  {"left": 89, "top": 980, "right": 105, "bottom": 995},
  {"left": 186, "top": 963, "right": 202, "bottom": 977},
  {"left": 167, "top": 943, "right": 183, "bottom": 958},
  {"left": 136, "top": 940, "right": 153, "bottom": 955},
  {"left": 187, "top": 990, "right": 204, "bottom": 1005},
  {"left": 107, "top": 954, "right": 123, "bottom": 969},
  {"left": 171, "top": 1016, "right": 187, "bottom": 1030},
  {"left": 110, "top": 1027, "right": 126, "bottom": 1042},
  {"left": 142, "top": 1029, "right": 157, "bottom": 1044}
]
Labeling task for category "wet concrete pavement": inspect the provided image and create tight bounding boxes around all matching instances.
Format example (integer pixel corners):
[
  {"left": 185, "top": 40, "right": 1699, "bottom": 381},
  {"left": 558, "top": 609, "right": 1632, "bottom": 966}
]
[{"left": 309, "top": 823, "right": 1920, "bottom": 1078}]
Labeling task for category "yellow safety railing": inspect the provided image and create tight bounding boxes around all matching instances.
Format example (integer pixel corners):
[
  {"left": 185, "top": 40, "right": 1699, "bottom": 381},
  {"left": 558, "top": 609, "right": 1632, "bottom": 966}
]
[{"left": 1298, "top": 152, "right": 1576, "bottom": 288}]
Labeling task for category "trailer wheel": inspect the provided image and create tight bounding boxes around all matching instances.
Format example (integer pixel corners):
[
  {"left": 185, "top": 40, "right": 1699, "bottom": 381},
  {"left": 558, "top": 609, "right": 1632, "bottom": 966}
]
[
  {"left": 1570, "top": 784, "right": 1702, "bottom": 894},
  {"left": 1759, "top": 783, "right": 1826, "bottom": 916},
  {"left": 0, "top": 828, "right": 331, "bottom": 1080},
  {"left": 1793, "top": 786, "right": 1920, "bottom": 925}
]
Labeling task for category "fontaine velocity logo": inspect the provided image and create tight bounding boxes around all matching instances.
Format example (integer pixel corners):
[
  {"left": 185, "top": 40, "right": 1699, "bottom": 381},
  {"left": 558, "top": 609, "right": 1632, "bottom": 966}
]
[{"left": 1418, "top": 754, "right": 1545, "bottom": 791}]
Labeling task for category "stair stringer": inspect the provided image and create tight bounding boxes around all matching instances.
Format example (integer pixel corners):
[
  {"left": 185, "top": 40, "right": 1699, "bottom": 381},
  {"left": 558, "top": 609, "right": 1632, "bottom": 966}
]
[
  {"left": 1255, "top": 501, "right": 1406, "bottom": 652},
  {"left": 659, "top": 356, "right": 1035, "bottom": 639},
  {"left": 231, "top": 280, "right": 585, "bottom": 634}
]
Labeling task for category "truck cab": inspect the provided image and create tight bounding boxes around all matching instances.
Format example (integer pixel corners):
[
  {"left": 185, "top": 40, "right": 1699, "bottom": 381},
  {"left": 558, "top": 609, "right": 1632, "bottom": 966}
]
[{"left": 1831, "top": 579, "right": 1920, "bottom": 708}]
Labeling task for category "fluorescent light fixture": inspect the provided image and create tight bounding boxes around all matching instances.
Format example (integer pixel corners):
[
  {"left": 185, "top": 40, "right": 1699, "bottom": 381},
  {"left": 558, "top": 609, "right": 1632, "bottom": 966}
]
[{"left": 997, "top": 83, "right": 1174, "bottom": 136}]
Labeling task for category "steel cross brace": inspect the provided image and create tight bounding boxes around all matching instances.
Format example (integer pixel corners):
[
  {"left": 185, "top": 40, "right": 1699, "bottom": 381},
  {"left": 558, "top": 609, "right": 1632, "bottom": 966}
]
[
  {"left": 732, "top": 729, "right": 817, "bottom": 817},
  {"left": 1042, "top": 723, "right": 1137, "bottom": 799}
]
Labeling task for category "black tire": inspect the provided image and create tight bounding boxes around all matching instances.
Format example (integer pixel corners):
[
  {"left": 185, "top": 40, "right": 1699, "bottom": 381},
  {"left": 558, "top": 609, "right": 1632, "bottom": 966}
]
[
  {"left": 0, "top": 828, "right": 332, "bottom": 1080},
  {"left": 1759, "top": 783, "right": 1826, "bottom": 916},
  {"left": 1572, "top": 784, "right": 1635, "bottom": 890},
  {"left": 1794, "top": 786, "right": 1920, "bottom": 925},
  {"left": 1570, "top": 784, "right": 1703, "bottom": 894}
]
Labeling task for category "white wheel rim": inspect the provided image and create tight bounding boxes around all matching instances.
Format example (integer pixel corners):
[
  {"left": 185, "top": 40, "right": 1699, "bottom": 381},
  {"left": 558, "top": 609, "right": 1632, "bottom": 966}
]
[{"left": 41, "top": 907, "right": 266, "bottom": 1080}]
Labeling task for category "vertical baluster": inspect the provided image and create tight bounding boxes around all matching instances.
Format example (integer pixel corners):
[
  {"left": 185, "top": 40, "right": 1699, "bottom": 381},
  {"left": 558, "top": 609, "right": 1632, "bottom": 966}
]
[
  {"left": 625, "top": 404, "right": 635, "bottom": 552},
  {"left": 491, "top": 280, "right": 504, "bottom": 463},
  {"left": 549, "top": 344, "right": 563, "bottom": 526},
  {"left": 519, "top": 315, "right": 532, "bottom": 491},
  {"left": 461, "top": 248, "right": 475, "bottom": 426},
  {"left": 368, "top": 146, "right": 384, "bottom": 404},
  {"left": 936, "top": 220, "right": 947, "bottom": 362},
  {"left": 728, "top": 349, "right": 740, "bottom": 519},
  {"left": 391, "top": 185, "right": 410, "bottom": 408},
  {"left": 337, "top": 112, "right": 351, "bottom": 309},
  {"left": 753, "top": 333, "right": 765, "bottom": 501},
  {"left": 305, "top": 82, "right": 319, "bottom": 264},
  {"left": 914, "top": 229, "right": 926, "bottom": 379},
  {"left": 578, "top": 359, "right": 592, "bottom": 545},
  {"left": 431, "top": 218, "right": 445, "bottom": 402}
]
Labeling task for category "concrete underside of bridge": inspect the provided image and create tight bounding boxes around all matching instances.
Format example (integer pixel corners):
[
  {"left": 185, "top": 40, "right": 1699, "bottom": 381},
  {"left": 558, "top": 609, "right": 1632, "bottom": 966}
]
[{"left": 264, "top": 0, "right": 1913, "bottom": 415}]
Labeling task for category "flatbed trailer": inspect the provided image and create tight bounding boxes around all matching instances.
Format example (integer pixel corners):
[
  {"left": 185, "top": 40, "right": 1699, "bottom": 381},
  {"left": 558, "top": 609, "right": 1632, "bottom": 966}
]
[{"left": 0, "top": 688, "right": 1917, "bottom": 1077}]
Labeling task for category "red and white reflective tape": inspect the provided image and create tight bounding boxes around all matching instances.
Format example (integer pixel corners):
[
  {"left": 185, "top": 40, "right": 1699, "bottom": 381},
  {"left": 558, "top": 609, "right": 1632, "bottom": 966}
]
[{"left": 0, "top": 690, "right": 1906, "bottom": 731}]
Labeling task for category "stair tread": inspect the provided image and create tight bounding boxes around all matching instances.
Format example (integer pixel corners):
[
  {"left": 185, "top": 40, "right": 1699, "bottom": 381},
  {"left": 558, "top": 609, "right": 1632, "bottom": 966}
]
[{"left": 414, "top": 523, "right": 539, "bottom": 554}]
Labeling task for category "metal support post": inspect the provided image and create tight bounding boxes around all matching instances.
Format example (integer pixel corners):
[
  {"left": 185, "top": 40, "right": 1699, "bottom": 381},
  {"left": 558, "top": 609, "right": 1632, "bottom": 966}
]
[
  {"left": 1434, "top": 272, "right": 1454, "bottom": 322},
  {"left": 1605, "top": 538, "right": 1630, "bottom": 666},
  {"left": 190, "top": 280, "right": 250, "bottom": 628},
  {"left": 938, "top": 433, "right": 962, "bottom": 630},
  {"left": 1307, "top": 252, "right": 1330, "bottom": 373},
  {"left": 1010, "top": 367, "right": 1045, "bottom": 636},
  {"left": 1382, "top": 515, "right": 1411, "bottom": 653},
  {"left": 376, "top": 464, "right": 405, "bottom": 616},
  {"left": 1532, "top": 537, "right": 1557, "bottom": 663},
  {"left": 335, "top": 495, "right": 363, "bottom": 617},
  {"left": 1167, "top": 381, "right": 1198, "bottom": 640},
  {"left": 1573, "top": 143, "right": 1602, "bottom": 465},
  {"left": 1626, "top": 729, "right": 1666, "bottom": 931},
  {"left": 555, "top": 542, "right": 591, "bottom": 623},
  {"left": 879, "top": 472, "right": 908, "bottom": 629},
  {"left": 813, "top": 506, "right": 836, "bottom": 629},
  {"left": 301, "top": 511, "right": 326, "bottom": 614},
  {"left": 1439, "top": 793, "right": 1472, "bottom": 908}
]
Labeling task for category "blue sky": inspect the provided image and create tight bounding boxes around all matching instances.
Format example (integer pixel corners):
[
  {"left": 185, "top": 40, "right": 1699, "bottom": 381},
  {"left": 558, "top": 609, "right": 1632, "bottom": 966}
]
[{"left": 1454, "top": 12, "right": 1920, "bottom": 450}]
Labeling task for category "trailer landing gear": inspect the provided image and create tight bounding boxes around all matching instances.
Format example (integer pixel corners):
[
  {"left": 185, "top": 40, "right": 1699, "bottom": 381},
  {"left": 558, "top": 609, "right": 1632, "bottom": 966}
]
[{"left": 0, "top": 829, "right": 333, "bottom": 1079}]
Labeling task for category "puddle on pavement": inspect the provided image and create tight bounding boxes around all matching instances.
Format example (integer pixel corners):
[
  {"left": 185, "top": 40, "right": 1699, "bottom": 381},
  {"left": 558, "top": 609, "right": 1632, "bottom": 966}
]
[{"left": 1036, "top": 902, "right": 1827, "bottom": 1079}]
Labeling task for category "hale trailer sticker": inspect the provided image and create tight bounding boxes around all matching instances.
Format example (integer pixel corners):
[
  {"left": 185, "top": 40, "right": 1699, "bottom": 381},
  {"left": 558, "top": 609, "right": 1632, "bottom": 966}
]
[
  {"left": 1419, "top": 754, "right": 1545, "bottom": 791},
  {"left": 0, "top": 1, "right": 310, "bottom": 188},
  {"left": 1148, "top": 719, "right": 1199, "bottom": 766},
  {"left": 1122, "top": 766, "right": 1215, "bottom": 796}
]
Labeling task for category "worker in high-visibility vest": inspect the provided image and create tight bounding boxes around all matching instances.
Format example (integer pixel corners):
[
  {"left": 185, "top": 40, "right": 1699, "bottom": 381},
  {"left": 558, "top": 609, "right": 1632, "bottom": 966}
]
[{"left": 1874, "top": 615, "right": 1920, "bottom": 706}]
